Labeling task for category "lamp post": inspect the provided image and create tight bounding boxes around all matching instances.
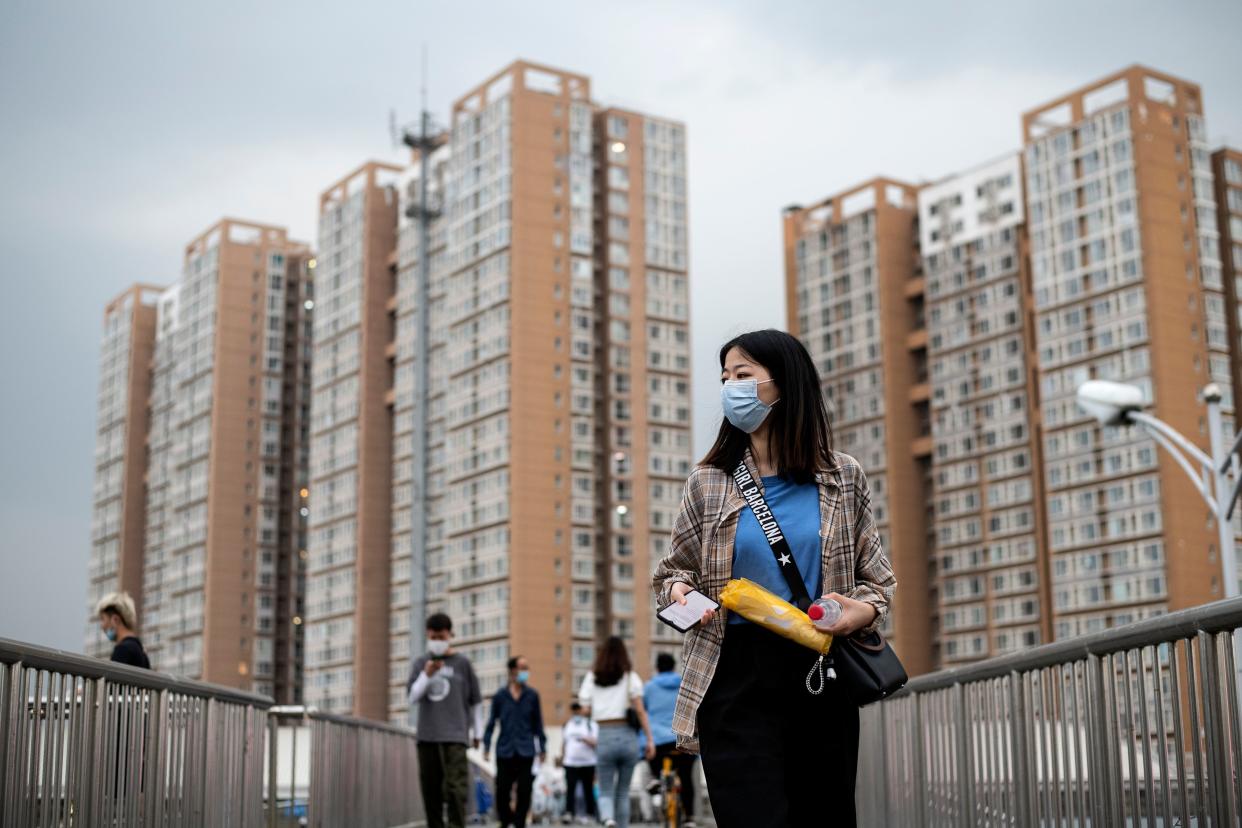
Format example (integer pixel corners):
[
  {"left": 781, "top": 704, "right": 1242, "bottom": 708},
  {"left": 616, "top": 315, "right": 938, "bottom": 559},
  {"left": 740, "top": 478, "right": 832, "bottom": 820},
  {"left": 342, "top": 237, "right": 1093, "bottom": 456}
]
[
  {"left": 1077, "top": 380, "right": 1242, "bottom": 703},
  {"left": 1076, "top": 380, "right": 1239, "bottom": 601}
]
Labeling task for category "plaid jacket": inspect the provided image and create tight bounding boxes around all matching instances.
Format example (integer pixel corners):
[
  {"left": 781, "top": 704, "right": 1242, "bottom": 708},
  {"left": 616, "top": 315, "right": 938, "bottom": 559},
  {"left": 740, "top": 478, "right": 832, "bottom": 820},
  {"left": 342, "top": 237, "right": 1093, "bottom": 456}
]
[{"left": 651, "top": 449, "right": 897, "bottom": 753}]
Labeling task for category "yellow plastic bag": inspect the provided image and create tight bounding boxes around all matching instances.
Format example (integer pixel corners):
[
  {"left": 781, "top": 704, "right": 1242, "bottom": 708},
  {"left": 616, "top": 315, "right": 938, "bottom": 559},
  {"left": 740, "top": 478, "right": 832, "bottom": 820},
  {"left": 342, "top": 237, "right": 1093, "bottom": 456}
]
[{"left": 719, "top": 578, "right": 833, "bottom": 655}]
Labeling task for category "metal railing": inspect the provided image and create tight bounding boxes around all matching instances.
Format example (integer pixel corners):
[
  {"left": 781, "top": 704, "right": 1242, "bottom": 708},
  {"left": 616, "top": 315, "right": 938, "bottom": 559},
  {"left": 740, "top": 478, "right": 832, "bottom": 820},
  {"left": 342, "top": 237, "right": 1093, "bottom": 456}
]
[
  {"left": 857, "top": 596, "right": 1242, "bottom": 826},
  {"left": 266, "top": 706, "right": 424, "bottom": 828},
  {"left": 0, "top": 634, "right": 484, "bottom": 827},
  {"left": 0, "top": 637, "right": 270, "bottom": 827}
]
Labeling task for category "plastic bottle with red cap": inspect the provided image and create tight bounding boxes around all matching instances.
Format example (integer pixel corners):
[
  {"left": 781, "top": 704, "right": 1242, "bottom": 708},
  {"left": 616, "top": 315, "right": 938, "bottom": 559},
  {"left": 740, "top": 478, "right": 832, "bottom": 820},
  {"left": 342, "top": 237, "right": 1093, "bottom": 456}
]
[{"left": 806, "top": 597, "right": 842, "bottom": 631}]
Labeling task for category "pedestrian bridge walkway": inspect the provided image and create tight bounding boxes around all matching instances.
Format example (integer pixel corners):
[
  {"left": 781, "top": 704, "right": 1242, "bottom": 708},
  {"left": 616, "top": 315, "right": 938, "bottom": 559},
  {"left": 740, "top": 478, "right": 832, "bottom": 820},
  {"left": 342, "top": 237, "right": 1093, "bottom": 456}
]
[{"left": 3, "top": 596, "right": 1241, "bottom": 826}]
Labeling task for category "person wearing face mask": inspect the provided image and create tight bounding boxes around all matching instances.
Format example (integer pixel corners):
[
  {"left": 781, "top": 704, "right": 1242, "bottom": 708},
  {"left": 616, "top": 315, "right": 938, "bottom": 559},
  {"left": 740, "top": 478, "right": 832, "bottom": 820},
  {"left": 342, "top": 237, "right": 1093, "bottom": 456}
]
[
  {"left": 560, "top": 701, "right": 599, "bottom": 823},
  {"left": 482, "top": 655, "right": 547, "bottom": 828},
  {"left": 95, "top": 591, "right": 150, "bottom": 669},
  {"left": 407, "top": 613, "right": 484, "bottom": 828},
  {"left": 651, "top": 329, "right": 897, "bottom": 828}
]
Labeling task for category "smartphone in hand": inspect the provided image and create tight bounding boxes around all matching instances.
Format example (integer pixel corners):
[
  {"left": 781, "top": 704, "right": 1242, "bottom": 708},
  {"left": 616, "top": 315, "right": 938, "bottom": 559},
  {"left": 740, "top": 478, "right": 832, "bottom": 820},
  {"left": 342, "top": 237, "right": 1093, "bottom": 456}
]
[{"left": 657, "top": 589, "right": 720, "bottom": 633}]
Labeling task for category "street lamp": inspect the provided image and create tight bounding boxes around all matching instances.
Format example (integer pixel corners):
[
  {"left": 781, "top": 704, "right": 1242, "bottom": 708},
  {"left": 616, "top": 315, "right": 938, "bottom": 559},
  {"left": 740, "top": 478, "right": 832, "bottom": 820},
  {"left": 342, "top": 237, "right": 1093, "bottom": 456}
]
[
  {"left": 1076, "top": 380, "right": 1240, "bottom": 602},
  {"left": 1078, "top": 379, "right": 1242, "bottom": 707},
  {"left": 1074, "top": 380, "right": 1144, "bottom": 426}
]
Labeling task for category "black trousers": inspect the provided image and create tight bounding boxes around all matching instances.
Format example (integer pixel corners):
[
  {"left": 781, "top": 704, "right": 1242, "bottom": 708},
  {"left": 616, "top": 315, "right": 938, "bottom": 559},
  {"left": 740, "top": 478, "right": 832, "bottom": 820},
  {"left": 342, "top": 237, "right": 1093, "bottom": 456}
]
[
  {"left": 495, "top": 754, "right": 534, "bottom": 827},
  {"left": 563, "top": 764, "right": 597, "bottom": 817},
  {"left": 647, "top": 742, "right": 697, "bottom": 817},
  {"left": 698, "top": 623, "right": 860, "bottom": 828},
  {"left": 417, "top": 742, "right": 469, "bottom": 828}
]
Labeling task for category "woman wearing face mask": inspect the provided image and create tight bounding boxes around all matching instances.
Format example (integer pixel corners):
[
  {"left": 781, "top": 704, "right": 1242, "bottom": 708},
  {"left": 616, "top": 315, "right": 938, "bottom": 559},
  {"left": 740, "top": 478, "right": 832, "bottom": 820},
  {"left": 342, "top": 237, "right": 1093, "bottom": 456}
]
[
  {"left": 95, "top": 591, "right": 150, "bottom": 669},
  {"left": 651, "top": 329, "right": 896, "bottom": 827}
]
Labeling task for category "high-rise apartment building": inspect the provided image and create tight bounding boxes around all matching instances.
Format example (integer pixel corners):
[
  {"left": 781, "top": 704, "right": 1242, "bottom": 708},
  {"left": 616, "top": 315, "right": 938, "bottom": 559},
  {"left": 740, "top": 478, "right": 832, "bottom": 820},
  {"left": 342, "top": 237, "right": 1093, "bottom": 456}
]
[
  {"left": 92, "top": 218, "right": 313, "bottom": 701},
  {"left": 85, "top": 284, "right": 162, "bottom": 659},
  {"left": 594, "top": 107, "right": 693, "bottom": 671},
  {"left": 88, "top": 59, "right": 689, "bottom": 719},
  {"left": 384, "top": 61, "right": 690, "bottom": 724},
  {"left": 918, "top": 154, "right": 1051, "bottom": 664},
  {"left": 779, "top": 63, "right": 1237, "bottom": 675},
  {"left": 294, "top": 61, "right": 691, "bottom": 723},
  {"left": 783, "top": 66, "right": 1238, "bottom": 672},
  {"left": 1213, "top": 148, "right": 1242, "bottom": 411},
  {"left": 409, "top": 62, "right": 597, "bottom": 715},
  {"left": 304, "top": 162, "right": 401, "bottom": 719},
  {"left": 782, "top": 179, "right": 934, "bottom": 675},
  {"left": 1023, "top": 66, "right": 1233, "bottom": 638}
]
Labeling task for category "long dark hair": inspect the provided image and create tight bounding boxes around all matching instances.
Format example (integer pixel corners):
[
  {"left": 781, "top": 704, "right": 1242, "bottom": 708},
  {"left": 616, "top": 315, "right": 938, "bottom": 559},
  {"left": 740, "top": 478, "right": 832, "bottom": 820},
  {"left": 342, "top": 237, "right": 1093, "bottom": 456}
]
[
  {"left": 592, "top": 635, "right": 632, "bottom": 687},
  {"left": 701, "top": 329, "right": 836, "bottom": 484}
]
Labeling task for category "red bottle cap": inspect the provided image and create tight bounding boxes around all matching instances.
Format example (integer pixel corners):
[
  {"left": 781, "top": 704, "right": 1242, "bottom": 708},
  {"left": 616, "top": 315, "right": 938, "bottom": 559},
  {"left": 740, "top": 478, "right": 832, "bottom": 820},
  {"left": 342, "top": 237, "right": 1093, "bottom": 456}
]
[{"left": 808, "top": 604, "right": 824, "bottom": 621}]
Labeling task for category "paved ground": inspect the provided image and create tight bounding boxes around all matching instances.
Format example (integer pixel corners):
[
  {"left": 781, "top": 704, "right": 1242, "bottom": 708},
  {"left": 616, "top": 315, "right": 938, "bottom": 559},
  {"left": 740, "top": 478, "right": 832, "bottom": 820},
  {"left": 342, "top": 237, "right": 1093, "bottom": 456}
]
[
  {"left": 519, "top": 821, "right": 716, "bottom": 827},
  {"left": 524, "top": 816, "right": 717, "bottom": 826}
]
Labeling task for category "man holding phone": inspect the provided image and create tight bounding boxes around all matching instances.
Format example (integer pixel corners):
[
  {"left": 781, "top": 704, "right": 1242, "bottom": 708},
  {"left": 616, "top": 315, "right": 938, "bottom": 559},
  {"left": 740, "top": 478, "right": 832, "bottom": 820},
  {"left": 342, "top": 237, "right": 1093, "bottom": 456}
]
[{"left": 408, "top": 613, "right": 484, "bottom": 828}]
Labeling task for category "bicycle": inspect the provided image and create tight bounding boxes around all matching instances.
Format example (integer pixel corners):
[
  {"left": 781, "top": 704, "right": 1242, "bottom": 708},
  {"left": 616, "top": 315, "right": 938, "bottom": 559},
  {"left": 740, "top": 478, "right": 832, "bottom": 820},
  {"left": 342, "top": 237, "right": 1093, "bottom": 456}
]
[{"left": 655, "top": 755, "right": 684, "bottom": 828}]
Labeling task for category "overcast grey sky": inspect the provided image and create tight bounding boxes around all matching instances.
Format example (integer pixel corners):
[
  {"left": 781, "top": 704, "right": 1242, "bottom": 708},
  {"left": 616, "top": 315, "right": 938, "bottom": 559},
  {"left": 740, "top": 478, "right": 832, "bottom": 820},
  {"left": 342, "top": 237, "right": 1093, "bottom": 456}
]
[{"left": 3, "top": 0, "right": 1240, "bottom": 653}]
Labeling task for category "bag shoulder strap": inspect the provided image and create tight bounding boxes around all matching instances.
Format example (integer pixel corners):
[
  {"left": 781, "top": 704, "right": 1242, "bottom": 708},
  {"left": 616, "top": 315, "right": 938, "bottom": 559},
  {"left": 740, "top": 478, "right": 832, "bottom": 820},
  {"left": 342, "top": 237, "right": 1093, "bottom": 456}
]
[{"left": 732, "top": 461, "right": 812, "bottom": 610}]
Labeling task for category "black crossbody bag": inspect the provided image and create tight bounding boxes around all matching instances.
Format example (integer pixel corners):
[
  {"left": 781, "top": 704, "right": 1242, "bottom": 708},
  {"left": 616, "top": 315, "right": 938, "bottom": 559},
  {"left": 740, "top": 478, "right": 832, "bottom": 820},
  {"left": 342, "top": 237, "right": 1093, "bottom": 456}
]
[{"left": 733, "top": 462, "right": 908, "bottom": 706}]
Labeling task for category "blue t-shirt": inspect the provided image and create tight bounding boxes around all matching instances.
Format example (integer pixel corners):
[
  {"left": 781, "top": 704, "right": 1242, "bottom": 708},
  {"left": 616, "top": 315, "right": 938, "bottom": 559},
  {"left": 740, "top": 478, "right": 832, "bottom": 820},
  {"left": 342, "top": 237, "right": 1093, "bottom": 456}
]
[{"left": 729, "top": 474, "right": 822, "bottom": 624}]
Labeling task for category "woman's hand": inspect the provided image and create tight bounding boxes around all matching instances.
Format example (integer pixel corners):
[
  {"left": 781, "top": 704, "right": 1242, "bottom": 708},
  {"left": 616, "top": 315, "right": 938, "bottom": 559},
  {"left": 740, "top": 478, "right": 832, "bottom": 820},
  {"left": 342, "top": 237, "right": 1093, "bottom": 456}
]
[
  {"left": 644, "top": 738, "right": 656, "bottom": 760},
  {"left": 671, "top": 581, "right": 715, "bottom": 626},
  {"left": 820, "top": 592, "right": 878, "bottom": 637}
]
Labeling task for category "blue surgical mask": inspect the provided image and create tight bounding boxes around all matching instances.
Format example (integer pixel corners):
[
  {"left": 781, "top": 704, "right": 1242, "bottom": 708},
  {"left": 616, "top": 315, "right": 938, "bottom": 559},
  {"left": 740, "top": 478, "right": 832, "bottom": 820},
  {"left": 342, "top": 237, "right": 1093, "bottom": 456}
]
[
  {"left": 721, "top": 379, "right": 778, "bottom": 433},
  {"left": 105, "top": 627, "right": 117, "bottom": 642},
  {"left": 516, "top": 670, "right": 530, "bottom": 685}
]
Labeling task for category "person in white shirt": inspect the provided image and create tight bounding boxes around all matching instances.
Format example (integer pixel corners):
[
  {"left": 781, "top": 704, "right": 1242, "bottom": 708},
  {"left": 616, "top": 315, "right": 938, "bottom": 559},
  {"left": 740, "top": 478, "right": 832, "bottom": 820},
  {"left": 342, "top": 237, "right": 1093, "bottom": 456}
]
[
  {"left": 577, "top": 636, "right": 655, "bottom": 828},
  {"left": 531, "top": 757, "right": 567, "bottom": 822},
  {"left": 560, "top": 701, "right": 599, "bottom": 822}
]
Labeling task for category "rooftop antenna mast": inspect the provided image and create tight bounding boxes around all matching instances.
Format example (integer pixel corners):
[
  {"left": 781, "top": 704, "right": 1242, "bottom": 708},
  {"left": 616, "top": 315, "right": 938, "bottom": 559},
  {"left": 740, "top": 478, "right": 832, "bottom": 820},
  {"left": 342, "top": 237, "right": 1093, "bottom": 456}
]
[
  {"left": 402, "top": 42, "right": 441, "bottom": 728},
  {"left": 421, "top": 42, "right": 428, "bottom": 118}
]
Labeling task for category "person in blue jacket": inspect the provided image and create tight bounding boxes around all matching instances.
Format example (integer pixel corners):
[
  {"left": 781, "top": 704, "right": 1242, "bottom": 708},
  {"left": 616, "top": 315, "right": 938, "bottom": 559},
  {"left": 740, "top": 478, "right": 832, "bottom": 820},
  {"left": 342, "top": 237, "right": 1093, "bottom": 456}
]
[{"left": 644, "top": 653, "right": 697, "bottom": 827}]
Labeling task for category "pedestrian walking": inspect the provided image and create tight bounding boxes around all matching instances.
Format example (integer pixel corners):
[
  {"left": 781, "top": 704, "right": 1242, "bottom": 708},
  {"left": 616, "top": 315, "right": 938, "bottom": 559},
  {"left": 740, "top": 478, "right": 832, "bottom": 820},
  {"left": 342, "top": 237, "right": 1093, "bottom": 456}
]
[
  {"left": 643, "top": 653, "right": 697, "bottom": 827},
  {"left": 95, "top": 591, "right": 150, "bottom": 669},
  {"left": 652, "top": 329, "right": 897, "bottom": 827},
  {"left": 577, "top": 636, "right": 654, "bottom": 828},
  {"left": 560, "top": 701, "right": 598, "bottom": 822},
  {"left": 95, "top": 590, "right": 151, "bottom": 809},
  {"left": 408, "top": 613, "right": 484, "bottom": 828},
  {"left": 483, "top": 655, "right": 547, "bottom": 828}
]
